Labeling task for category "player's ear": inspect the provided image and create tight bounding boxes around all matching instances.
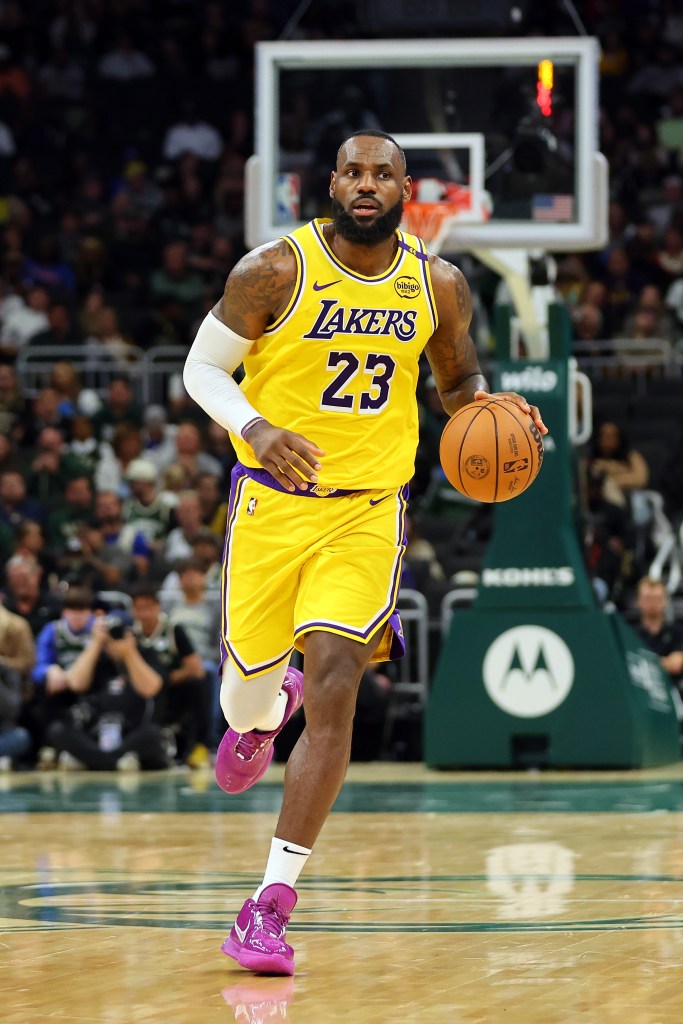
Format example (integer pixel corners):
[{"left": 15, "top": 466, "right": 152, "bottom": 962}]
[
  {"left": 403, "top": 176, "right": 413, "bottom": 201},
  {"left": 329, "top": 171, "right": 337, "bottom": 198}
]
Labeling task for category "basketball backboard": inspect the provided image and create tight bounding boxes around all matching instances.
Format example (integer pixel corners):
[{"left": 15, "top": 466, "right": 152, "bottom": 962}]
[{"left": 246, "top": 37, "right": 607, "bottom": 253}]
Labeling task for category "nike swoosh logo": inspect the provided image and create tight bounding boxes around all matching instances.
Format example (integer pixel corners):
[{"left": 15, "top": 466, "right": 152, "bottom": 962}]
[
  {"left": 234, "top": 922, "right": 247, "bottom": 943},
  {"left": 282, "top": 845, "right": 309, "bottom": 855},
  {"left": 313, "top": 279, "right": 342, "bottom": 291},
  {"left": 369, "top": 495, "right": 390, "bottom": 506}
]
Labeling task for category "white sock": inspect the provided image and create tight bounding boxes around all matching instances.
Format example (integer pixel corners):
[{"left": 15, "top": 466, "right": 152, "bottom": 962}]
[
  {"left": 252, "top": 689, "right": 288, "bottom": 732},
  {"left": 254, "top": 837, "right": 312, "bottom": 899}
]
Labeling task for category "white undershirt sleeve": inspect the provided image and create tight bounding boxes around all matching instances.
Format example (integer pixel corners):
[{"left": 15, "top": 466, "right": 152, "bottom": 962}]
[{"left": 183, "top": 312, "right": 262, "bottom": 438}]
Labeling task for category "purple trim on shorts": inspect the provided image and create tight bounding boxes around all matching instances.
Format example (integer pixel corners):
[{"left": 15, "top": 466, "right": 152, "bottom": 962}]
[
  {"left": 236, "top": 461, "right": 357, "bottom": 497},
  {"left": 218, "top": 469, "right": 249, "bottom": 670},
  {"left": 223, "top": 639, "right": 293, "bottom": 678},
  {"left": 388, "top": 610, "right": 406, "bottom": 660}
]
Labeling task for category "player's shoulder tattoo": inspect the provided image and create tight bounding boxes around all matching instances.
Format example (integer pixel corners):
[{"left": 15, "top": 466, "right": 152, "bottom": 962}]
[
  {"left": 429, "top": 256, "right": 473, "bottom": 327},
  {"left": 216, "top": 238, "right": 296, "bottom": 333}
]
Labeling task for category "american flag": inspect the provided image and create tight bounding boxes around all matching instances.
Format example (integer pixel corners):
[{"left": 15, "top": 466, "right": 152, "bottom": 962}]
[{"left": 532, "top": 194, "right": 575, "bottom": 222}]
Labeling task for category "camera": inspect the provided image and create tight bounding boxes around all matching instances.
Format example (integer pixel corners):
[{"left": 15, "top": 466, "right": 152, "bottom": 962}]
[{"left": 104, "top": 615, "right": 126, "bottom": 640}]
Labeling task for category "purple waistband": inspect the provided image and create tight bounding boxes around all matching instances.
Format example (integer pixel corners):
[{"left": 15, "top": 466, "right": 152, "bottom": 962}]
[{"left": 236, "top": 462, "right": 357, "bottom": 497}]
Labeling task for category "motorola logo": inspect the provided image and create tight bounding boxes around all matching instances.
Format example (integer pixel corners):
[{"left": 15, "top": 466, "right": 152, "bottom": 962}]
[{"left": 483, "top": 625, "right": 574, "bottom": 718}]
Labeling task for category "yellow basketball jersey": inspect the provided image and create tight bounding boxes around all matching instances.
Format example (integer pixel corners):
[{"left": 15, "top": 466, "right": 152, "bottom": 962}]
[{"left": 231, "top": 218, "right": 438, "bottom": 490}]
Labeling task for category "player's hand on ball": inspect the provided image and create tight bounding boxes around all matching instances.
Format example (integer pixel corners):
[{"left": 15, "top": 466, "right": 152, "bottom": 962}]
[
  {"left": 474, "top": 389, "right": 548, "bottom": 435},
  {"left": 244, "top": 419, "right": 325, "bottom": 492}
]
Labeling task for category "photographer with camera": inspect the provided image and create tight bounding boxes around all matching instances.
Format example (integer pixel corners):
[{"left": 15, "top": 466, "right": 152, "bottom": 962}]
[{"left": 41, "top": 592, "right": 170, "bottom": 771}]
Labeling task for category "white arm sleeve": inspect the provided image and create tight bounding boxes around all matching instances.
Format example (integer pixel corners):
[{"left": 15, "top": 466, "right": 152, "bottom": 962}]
[{"left": 183, "top": 312, "right": 261, "bottom": 437}]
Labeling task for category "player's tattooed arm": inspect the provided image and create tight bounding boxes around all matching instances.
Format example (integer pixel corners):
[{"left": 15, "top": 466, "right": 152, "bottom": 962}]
[
  {"left": 213, "top": 238, "right": 297, "bottom": 338},
  {"left": 425, "top": 260, "right": 489, "bottom": 416}
]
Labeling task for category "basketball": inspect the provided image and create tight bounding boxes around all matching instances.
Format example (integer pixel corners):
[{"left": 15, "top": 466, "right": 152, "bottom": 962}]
[{"left": 439, "top": 398, "right": 544, "bottom": 502}]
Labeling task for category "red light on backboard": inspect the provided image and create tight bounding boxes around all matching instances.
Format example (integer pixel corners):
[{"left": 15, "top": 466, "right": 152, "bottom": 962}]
[{"left": 536, "top": 59, "right": 554, "bottom": 116}]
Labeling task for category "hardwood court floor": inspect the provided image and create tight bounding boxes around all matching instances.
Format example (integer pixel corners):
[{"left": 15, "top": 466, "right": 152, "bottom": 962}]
[{"left": 2, "top": 763, "right": 683, "bottom": 1023}]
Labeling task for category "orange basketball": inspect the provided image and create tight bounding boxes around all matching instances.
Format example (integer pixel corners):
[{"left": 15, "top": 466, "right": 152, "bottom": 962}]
[{"left": 439, "top": 398, "right": 544, "bottom": 502}]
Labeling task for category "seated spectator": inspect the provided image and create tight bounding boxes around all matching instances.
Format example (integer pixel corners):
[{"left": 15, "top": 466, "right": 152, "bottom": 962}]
[
  {"left": 25, "top": 426, "right": 91, "bottom": 504},
  {"left": 92, "top": 374, "right": 143, "bottom": 442},
  {"left": 0, "top": 286, "right": 50, "bottom": 356},
  {"left": 13, "top": 519, "right": 59, "bottom": 586},
  {"left": 3, "top": 555, "right": 61, "bottom": 637},
  {"left": 0, "top": 600, "right": 35, "bottom": 680},
  {"left": 583, "top": 466, "right": 633, "bottom": 604},
  {"left": 84, "top": 305, "right": 139, "bottom": 367},
  {"left": 163, "top": 490, "right": 204, "bottom": 566},
  {"left": 160, "top": 463, "right": 188, "bottom": 497},
  {"left": 38, "top": 46, "right": 85, "bottom": 104},
  {"left": 0, "top": 433, "right": 22, "bottom": 476},
  {"left": 89, "top": 490, "right": 150, "bottom": 582},
  {"left": 114, "top": 159, "right": 163, "bottom": 221},
  {"left": 22, "top": 234, "right": 76, "bottom": 294},
  {"left": 122, "top": 458, "right": 175, "bottom": 548},
  {"left": 47, "top": 474, "right": 94, "bottom": 564},
  {"left": 149, "top": 241, "right": 206, "bottom": 336},
  {"left": 141, "top": 405, "right": 178, "bottom": 473},
  {"left": 647, "top": 174, "right": 683, "bottom": 235},
  {"left": 97, "top": 34, "right": 155, "bottom": 82},
  {"left": 95, "top": 422, "right": 145, "bottom": 494},
  {"left": 601, "top": 246, "right": 642, "bottom": 336},
  {"left": 623, "top": 284, "right": 677, "bottom": 341},
  {"left": 657, "top": 224, "right": 683, "bottom": 280},
  {"left": 571, "top": 302, "right": 605, "bottom": 347},
  {"left": 66, "top": 415, "right": 107, "bottom": 480},
  {"left": 0, "top": 362, "right": 28, "bottom": 443},
  {"left": 27, "top": 303, "right": 81, "bottom": 349},
  {"left": 167, "top": 559, "right": 221, "bottom": 667},
  {"left": 162, "top": 99, "right": 223, "bottom": 161},
  {"left": 0, "top": 660, "right": 31, "bottom": 769},
  {"left": 21, "top": 387, "right": 69, "bottom": 447},
  {"left": 47, "top": 361, "right": 83, "bottom": 421},
  {"left": 589, "top": 420, "right": 649, "bottom": 508},
  {"left": 165, "top": 370, "right": 206, "bottom": 425},
  {"left": 196, "top": 471, "right": 228, "bottom": 535},
  {"left": 634, "top": 576, "right": 683, "bottom": 694},
  {"left": 158, "top": 528, "right": 222, "bottom": 612},
  {"left": 0, "top": 470, "right": 45, "bottom": 530},
  {"left": 44, "top": 610, "right": 172, "bottom": 772},
  {"left": 172, "top": 420, "right": 224, "bottom": 485},
  {"left": 131, "top": 585, "right": 213, "bottom": 765}
]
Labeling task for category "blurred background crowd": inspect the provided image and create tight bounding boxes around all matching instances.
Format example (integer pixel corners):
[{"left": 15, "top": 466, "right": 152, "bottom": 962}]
[{"left": 0, "top": 0, "right": 682, "bottom": 770}]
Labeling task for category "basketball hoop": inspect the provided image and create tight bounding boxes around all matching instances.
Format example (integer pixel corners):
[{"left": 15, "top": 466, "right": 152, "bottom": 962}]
[{"left": 401, "top": 178, "right": 491, "bottom": 254}]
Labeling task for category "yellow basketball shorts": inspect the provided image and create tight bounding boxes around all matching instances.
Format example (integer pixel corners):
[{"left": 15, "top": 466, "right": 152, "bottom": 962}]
[{"left": 218, "top": 462, "right": 408, "bottom": 678}]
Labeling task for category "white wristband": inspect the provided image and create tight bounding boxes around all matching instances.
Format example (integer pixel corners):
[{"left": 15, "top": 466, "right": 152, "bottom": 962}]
[{"left": 183, "top": 313, "right": 261, "bottom": 438}]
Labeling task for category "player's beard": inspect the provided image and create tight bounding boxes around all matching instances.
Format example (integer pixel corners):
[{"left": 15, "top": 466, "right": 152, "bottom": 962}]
[{"left": 331, "top": 197, "right": 404, "bottom": 246}]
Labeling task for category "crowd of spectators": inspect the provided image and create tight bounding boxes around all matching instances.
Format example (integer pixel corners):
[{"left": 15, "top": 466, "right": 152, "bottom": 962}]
[{"left": 0, "top": 2, "right": 682, "bottom": 768}]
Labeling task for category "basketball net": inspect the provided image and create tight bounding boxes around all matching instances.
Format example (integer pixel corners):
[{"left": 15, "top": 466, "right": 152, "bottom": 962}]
[{"left": 401, "top": 178, "right": 486, "bottom": 255}]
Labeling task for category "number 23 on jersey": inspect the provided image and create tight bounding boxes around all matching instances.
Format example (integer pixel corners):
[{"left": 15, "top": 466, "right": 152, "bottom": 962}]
[{"left": 320, "top": 350, "right": 396, "bottom": 415}]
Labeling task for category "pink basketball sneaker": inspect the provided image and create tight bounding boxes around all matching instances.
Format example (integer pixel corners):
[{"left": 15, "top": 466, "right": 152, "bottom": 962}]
[
  {"left": 215, "top": 668, "right": 304, "bottom": 795},
  {"left": 222, "top": 883, "right": 298, "bottom": 976}
]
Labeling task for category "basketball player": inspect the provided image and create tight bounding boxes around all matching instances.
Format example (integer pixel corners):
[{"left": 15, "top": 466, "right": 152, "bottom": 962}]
[{"left": 183, "top": 129, "right": 547, "bottom": 976}]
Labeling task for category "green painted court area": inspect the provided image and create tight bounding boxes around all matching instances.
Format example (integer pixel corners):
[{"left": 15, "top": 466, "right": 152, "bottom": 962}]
[{"left": 3, "top": 769, "right": 683, "bottom": 814}]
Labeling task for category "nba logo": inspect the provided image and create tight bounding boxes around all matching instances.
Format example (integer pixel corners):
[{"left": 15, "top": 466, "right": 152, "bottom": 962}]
[
  {"left": 276, "top": 173, "right": 300, "bottom": 224},
  {"left": 247, "top": 497, "right": 258, "bottom": 516}
]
